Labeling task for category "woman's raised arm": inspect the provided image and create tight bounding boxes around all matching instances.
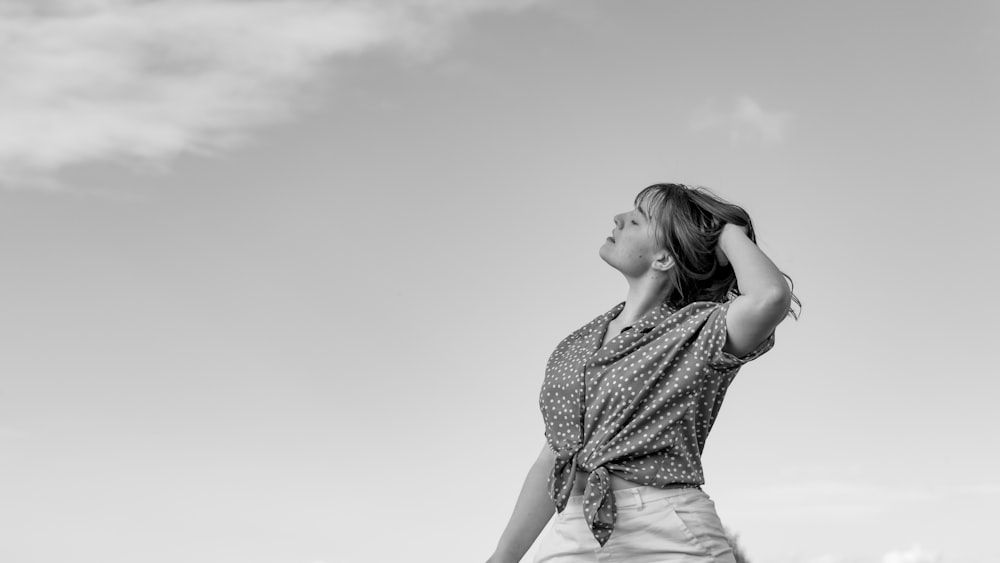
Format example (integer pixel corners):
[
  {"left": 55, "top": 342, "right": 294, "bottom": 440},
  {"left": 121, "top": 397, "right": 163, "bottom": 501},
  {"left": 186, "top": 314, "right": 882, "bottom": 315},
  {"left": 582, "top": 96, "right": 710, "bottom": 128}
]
[{"left": 715, "top": 223, "right": 793, "bottom": 358}]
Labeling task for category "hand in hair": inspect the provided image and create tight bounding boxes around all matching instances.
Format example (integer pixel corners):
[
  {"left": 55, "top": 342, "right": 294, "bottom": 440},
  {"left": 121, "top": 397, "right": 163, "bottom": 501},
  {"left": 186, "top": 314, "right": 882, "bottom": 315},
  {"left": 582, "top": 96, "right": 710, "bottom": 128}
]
[{"left": 716, "top": 222, "right": 794, "bottom": 356}]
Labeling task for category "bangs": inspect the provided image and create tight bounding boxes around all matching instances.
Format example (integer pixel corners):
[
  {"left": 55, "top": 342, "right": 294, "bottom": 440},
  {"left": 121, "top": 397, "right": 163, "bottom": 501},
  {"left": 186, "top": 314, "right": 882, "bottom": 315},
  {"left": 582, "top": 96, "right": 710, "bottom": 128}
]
[
  {"left": 634, "top": 184, "right": 681, "bottom": 247},
  {"left": 634, "top": 183, "right": 681, "bottom": 222},
  {"left": 634, "top": 186, "right": 659, "bottom": 217}
]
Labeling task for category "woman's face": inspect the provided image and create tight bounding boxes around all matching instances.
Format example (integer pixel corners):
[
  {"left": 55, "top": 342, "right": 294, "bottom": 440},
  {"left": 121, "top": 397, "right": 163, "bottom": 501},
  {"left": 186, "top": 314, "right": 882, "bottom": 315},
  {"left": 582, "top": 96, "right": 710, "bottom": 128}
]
[{"left": 598, "top": 205, "right": 666, "bottom": 277}]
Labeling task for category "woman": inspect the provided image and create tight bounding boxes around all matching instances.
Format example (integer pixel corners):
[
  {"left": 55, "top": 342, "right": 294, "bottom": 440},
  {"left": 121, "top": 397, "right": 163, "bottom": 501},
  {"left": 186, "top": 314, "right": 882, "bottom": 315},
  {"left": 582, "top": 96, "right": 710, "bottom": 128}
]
[{"left": 486, "top": 183, "right": 799, "bottom": 563}]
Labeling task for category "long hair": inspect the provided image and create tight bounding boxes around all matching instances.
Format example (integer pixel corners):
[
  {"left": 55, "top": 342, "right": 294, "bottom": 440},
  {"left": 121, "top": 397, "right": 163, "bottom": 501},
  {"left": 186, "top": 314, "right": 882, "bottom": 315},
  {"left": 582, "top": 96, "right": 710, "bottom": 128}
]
[{"left": 635, "top": 183, "right": 800, "bottom": 318}]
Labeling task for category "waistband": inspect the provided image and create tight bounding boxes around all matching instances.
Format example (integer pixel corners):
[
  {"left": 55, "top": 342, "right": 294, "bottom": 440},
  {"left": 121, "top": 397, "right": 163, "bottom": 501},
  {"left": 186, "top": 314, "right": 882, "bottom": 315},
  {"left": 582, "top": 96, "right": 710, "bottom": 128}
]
[
  {"left": 571, "top": 469, "right": 698, "bottom": 493},
  {"left": 564, "top": 484, "right": 703, "bottom": 509}
]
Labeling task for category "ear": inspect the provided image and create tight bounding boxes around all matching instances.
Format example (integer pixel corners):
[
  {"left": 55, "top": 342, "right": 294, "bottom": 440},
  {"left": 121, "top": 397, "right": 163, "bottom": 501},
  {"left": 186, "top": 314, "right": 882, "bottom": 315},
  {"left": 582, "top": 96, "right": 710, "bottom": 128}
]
[{"left": 651, "top": 252, "right": 675, "bottom": 272}]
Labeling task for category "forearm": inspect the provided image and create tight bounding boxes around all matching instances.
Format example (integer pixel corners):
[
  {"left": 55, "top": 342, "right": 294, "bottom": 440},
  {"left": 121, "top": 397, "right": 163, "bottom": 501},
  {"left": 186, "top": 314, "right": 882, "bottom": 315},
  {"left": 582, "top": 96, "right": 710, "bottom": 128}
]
[
  {"left": 718, "top": 225, "right": 790, "bottom": 305},
  {"left": 489, "top": 448, "right": 556, "bottom": 563}
]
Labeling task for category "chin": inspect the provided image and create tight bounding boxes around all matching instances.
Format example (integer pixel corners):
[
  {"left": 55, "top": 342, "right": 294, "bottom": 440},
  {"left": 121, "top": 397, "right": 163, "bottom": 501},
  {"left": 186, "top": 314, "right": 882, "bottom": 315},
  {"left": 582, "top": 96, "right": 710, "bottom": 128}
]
[{"left": 597, "top": 247, "right": 618, "bottom": 270}]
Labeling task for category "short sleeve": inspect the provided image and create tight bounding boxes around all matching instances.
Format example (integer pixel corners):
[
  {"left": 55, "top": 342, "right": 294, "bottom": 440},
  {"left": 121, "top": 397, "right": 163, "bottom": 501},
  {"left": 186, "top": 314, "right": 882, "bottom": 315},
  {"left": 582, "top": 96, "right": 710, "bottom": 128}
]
[{"left": 704, "top": 301, "right": 776, "bottom": 370}]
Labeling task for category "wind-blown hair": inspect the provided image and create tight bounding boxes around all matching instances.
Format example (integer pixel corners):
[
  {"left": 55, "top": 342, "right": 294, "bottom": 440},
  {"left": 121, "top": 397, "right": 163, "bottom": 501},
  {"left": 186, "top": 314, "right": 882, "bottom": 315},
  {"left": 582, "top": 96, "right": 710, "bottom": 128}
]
[{"left": 635, "top": 183, "right": 800, "bottom": 318}]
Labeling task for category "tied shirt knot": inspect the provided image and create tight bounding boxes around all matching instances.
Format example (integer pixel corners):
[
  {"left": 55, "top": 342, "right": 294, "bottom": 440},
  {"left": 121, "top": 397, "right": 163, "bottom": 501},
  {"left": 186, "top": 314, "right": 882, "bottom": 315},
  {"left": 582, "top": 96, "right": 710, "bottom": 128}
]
[
  {"left": 548, "top": 446, "right": 578, "bottom": 513},
  {"left": 581, "top": 465, "right": 616, "bottom": 546},
  {"left": 548, "top": 447, "right": 617, "bottom": 547}
]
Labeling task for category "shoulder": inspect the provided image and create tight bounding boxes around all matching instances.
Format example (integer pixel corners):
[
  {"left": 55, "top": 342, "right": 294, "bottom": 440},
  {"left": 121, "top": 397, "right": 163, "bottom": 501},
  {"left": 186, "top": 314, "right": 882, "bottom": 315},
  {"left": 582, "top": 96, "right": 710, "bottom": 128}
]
[
  {"left": 666, "top": 300, "right": 725, "bottom": 326},
  {"left": 641, "top": 300, "right": 725, "bottom": 346}
]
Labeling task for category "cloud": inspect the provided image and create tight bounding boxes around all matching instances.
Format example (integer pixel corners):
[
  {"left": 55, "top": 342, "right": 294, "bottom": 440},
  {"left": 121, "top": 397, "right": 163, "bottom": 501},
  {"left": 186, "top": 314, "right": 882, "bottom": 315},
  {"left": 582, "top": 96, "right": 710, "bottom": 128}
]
[
  {"left": 691, "top": 96, "right": 793, "bottom": 146},
  {"left": 0, "top": 0, "right": 544, "bottom": 188},
  {"left": 881, "top": 545, "right": 941, "bottom": 563}
]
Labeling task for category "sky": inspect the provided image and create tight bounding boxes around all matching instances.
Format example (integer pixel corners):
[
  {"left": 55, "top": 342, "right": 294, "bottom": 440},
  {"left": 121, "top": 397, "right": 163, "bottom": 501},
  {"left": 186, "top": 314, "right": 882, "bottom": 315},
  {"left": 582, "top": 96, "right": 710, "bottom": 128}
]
[{"left": 0, "top": 1, "right": 998, "bottom": 562}]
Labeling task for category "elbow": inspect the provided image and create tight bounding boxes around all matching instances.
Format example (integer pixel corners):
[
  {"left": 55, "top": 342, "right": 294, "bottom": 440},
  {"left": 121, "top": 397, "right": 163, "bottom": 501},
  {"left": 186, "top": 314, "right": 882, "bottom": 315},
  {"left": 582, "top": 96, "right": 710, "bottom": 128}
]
[
  {"left": 759, "top": 284, "right": 793, "bottom": 320},
  {"left": 741, "top": 282, "right": 792, "bottom": 322}
]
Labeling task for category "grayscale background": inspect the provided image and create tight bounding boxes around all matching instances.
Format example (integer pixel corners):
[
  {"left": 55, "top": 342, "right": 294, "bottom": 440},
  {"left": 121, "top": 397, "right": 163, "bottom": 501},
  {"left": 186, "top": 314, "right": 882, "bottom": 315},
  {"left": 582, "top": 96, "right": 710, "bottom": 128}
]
[{"left": 1, "top": 1, "right": 997, "bottom": 562}]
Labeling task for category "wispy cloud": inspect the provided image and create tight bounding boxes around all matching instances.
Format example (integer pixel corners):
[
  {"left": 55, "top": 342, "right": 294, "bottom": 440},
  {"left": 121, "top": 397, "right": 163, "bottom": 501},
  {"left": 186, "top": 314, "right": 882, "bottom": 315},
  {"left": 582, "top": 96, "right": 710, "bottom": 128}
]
[
  {"left": 691, "top": 96, "right": 793, "bottom": 146},
  {"left": 881, "top": 545, "right": 941, "bottom": 563},
  {"left": 0, "top": 0, "right": 543, "bottom": 188}
]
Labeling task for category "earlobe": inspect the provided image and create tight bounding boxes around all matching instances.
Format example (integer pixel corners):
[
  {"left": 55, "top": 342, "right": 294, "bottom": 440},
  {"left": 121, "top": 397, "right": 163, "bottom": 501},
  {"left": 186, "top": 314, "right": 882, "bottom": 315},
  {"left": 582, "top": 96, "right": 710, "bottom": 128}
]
[{"left": 652, "top": 253, "right": 675, "bottom": 272}]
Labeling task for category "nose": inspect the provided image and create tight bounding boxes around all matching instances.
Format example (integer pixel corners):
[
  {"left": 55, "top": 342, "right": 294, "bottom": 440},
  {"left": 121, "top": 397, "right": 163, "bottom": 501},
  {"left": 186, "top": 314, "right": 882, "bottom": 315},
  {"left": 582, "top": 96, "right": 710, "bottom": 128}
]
[{"left": 613, "top": 213, "right": 625, "bottom": 229}]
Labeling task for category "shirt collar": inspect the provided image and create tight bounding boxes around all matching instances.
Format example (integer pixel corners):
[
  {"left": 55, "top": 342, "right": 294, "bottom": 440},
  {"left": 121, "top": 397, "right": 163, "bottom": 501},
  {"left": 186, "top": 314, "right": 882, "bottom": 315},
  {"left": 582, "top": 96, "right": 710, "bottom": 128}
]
[{"left": 601, "top": 300, "right": 675, "bottom": 335}]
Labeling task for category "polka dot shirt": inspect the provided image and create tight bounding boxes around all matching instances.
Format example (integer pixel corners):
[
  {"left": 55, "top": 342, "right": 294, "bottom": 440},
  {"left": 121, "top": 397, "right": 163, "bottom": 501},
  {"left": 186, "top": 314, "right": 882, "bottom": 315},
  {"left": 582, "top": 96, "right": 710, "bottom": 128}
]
[{"left": 538, "top": 299, "right": 775, "bottom": 546}]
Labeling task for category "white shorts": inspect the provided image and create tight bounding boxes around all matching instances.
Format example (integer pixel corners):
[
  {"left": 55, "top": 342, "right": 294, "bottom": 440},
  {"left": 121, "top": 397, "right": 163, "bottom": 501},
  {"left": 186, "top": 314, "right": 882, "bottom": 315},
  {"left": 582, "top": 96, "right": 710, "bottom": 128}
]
[{"left": 533, "top": 486, "right": 737, "bottom": 563}]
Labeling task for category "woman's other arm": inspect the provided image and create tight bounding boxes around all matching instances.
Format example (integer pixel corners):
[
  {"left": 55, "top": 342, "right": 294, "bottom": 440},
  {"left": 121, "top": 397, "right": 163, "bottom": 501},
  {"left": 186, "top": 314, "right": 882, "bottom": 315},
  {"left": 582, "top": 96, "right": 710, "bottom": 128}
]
[
  {"left": 486, "top": 443, "right": 556, "bottom": 563},
  {"left": 715, "top": 223, "right": 793, "bottom": 357}
]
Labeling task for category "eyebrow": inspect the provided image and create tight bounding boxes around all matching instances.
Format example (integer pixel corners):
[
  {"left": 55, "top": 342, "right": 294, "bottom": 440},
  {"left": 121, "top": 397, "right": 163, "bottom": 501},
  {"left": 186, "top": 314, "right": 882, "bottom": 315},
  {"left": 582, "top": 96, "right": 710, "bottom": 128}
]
[{"left": 636, "top": 205, "right": 649, "bottom": 220}]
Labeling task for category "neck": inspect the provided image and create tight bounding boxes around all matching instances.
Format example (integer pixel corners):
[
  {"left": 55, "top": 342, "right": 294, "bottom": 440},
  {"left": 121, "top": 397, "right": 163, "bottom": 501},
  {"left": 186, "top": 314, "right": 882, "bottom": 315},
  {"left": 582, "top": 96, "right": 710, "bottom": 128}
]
[{"left": 616, "top": 274, "right": 674, "bottom": 327}]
